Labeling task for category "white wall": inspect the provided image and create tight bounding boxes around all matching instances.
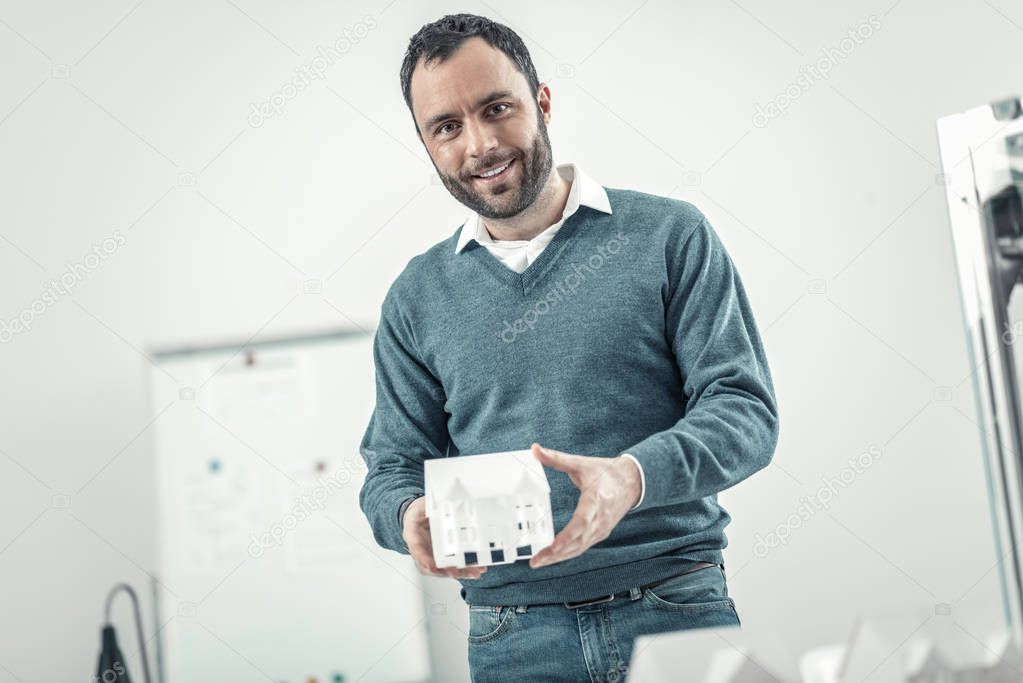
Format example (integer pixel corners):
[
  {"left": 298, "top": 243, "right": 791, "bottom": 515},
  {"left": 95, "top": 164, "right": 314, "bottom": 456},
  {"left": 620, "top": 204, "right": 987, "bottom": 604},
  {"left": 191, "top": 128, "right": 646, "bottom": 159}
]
[{"left": 0, "top": 0, "right": 1016, "bottom": 679}]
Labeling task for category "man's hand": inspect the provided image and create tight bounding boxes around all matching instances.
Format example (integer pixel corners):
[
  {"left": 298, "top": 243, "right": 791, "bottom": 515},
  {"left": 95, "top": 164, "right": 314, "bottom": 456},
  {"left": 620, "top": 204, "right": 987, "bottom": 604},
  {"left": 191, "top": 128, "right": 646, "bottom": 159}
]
[
  {"left": 402, "top": 496, "right": 487, "bottom": 579},
  {"left": 528, "top": 443, "right": 642, "bottom": 568}
]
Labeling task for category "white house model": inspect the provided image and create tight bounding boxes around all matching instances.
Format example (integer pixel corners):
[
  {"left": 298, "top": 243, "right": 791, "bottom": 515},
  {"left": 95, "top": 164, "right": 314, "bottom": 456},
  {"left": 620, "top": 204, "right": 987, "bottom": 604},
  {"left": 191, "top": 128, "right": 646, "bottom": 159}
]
[{"left": 424, "top": 449, "right": 554, "bottom": 568}]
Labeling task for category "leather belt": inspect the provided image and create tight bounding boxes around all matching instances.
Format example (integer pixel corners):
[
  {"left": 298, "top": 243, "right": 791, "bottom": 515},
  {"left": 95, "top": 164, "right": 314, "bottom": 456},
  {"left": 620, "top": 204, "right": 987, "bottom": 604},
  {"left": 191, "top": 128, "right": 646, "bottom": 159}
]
[{"left": 561, "top": 561, "right": 720, "bottom": 609}]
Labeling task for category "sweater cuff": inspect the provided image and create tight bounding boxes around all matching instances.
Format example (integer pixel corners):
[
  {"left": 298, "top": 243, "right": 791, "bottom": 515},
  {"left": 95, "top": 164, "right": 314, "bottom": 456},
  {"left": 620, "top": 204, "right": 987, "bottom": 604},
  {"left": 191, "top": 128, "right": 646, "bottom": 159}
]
[
  {"left": 620, "top": 453, "right": 645, "bottom": 511},
  {"left": 383, "top": 490, "right": 423, "bottom": 555},
  {"left": 398, "top": 495, "right": 421, "bottom": 531}
]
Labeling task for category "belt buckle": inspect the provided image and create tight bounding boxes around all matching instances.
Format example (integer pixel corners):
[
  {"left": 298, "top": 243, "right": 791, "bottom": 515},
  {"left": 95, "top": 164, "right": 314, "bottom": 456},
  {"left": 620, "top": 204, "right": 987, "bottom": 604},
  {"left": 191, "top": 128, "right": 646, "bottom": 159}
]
[{"left": 563, "top": 593, "right": 616, "bottom": 609}]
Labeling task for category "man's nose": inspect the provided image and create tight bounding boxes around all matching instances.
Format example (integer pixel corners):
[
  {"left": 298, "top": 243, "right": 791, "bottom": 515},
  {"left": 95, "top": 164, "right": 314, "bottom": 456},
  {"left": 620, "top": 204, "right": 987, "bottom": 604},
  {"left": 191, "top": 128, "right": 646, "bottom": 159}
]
[{"left": 463, "top": 119, "right": 498, "bottom": 161}]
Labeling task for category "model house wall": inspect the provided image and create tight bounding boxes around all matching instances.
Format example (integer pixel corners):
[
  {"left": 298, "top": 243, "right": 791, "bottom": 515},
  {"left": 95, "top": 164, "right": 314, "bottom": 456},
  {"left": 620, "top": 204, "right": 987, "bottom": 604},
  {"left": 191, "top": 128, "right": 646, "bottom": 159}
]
[{"left": 424, "top": 449, "right": 554, "bottom": 568}]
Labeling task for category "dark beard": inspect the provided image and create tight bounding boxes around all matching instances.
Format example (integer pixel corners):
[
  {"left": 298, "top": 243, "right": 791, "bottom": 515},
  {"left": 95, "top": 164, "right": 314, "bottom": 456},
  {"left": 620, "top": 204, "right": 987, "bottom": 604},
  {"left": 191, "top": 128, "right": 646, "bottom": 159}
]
[{"left": 437, "top": 107, "right": 554, "bottom": 220}]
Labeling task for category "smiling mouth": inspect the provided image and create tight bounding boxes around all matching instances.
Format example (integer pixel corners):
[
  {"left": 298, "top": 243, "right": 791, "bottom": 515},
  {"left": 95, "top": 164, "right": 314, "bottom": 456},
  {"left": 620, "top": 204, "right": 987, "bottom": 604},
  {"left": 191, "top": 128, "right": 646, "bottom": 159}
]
[{"left": 473, "top": 158, "right": 515, "bottom": 184}]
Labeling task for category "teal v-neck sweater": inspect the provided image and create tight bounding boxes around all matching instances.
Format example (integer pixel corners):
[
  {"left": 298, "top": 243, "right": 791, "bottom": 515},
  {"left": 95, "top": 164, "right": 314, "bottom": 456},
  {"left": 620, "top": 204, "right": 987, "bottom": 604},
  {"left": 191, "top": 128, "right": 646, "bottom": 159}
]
[{"left": 358, "top": 187, "right": 779, "bottom": 606}]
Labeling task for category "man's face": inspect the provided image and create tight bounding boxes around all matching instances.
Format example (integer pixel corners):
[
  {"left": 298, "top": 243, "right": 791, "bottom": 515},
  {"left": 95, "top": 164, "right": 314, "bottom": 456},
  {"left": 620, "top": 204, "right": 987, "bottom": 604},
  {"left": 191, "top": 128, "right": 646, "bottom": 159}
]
[{"left": 409, "top": 36, "right": 553, "bottom": 220}]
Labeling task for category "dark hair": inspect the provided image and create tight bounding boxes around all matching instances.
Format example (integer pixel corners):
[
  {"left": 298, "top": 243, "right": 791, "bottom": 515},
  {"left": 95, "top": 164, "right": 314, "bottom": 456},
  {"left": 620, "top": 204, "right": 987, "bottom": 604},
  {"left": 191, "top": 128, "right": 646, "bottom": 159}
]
[{"left": 400, "top": 13, "right": 541, "bottom": 137}]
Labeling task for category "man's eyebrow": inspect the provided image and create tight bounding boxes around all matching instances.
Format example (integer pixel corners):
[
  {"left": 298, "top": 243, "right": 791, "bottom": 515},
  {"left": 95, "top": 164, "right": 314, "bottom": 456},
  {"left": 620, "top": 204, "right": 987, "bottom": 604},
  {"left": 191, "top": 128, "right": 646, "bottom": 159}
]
[{"left": 423, "top": 90, "right": 517, "bottom": 131}]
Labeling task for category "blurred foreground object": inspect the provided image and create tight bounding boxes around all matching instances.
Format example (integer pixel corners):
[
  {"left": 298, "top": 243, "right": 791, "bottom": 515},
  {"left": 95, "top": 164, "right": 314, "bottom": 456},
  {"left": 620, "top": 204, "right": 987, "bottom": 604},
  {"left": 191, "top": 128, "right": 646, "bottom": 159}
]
[
  {"left": 95, "top": 582, "right": 152, "bottom": 683},
  {"left": 938, "top": 94, "right": 1023, "bottom": 649}
]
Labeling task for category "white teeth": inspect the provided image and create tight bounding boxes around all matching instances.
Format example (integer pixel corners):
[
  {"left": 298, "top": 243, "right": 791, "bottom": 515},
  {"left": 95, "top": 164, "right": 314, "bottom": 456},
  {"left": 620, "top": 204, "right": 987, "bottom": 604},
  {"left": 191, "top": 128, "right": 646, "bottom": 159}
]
[{"left": 477, "top": 162, "right": 509, "bottom": 178}]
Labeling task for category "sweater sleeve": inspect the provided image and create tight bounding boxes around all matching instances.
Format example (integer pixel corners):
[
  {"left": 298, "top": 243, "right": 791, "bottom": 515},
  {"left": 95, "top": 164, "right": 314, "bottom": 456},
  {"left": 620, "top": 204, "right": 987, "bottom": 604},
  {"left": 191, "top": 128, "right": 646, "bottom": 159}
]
[
  {"left": 621, "top": 213, "right": 779, "bottom": 510},
  {"left": 358, "top": 289, "right": 450, "bottom": 555}
]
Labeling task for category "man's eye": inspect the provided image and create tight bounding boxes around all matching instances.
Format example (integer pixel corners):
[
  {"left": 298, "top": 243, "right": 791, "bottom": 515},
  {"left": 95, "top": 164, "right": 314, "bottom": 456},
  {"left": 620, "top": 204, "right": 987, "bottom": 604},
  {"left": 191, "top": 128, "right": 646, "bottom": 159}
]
[{"left": 437, "top": 105, "right": 508, "bottom": 136}]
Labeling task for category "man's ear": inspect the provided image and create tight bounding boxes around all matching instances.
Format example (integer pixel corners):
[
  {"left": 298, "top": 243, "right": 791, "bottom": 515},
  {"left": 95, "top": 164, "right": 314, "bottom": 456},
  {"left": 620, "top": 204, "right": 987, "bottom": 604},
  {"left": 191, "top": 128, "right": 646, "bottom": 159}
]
[{"left": 536, "top": 82, "right": 553, "bottom": 125}]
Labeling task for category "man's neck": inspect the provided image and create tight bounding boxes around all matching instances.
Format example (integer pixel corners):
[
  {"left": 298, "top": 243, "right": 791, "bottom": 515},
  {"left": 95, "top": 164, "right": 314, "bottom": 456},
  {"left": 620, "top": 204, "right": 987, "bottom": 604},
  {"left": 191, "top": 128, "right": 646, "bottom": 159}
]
[{"left": 481, "top": 168, "right": 571, "bottom": 242}]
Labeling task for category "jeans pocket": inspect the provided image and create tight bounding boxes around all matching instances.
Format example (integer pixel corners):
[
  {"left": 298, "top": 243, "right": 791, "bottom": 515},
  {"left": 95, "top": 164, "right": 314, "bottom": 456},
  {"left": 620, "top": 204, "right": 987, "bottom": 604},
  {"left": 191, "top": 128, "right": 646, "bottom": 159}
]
[
  {"left": 467, "top": 605, "right": 514, "bottom": 643},
  {"left": 642, "top": 565, "right": 737, "bottom": 615}
]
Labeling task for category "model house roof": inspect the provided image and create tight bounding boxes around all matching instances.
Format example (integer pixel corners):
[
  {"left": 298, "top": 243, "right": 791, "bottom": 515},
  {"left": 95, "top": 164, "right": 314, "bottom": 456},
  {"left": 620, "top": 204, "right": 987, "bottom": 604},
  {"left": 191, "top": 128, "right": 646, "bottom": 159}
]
[{"left": 424, "top": 449, "right": 550, "bottom": 517}]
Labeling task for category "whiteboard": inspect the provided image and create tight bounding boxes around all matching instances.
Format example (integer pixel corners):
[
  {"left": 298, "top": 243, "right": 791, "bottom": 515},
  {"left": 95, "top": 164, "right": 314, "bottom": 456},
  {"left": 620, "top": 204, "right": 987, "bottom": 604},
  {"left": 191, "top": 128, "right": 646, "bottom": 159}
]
[{"left": 146, "top": 329, "right": 431, "bottom": 683}]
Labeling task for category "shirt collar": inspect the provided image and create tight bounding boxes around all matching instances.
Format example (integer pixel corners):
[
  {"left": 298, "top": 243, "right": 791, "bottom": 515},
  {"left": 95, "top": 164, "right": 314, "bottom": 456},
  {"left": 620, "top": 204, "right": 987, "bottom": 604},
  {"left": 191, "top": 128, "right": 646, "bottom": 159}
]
[{"left": 454, "top": 162, "right": 612, "bottom": 254}]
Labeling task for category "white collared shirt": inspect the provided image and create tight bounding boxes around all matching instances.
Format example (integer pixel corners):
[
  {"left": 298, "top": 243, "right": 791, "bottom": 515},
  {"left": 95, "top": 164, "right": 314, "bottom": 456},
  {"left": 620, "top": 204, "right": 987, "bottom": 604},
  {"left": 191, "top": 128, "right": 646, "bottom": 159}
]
[
  {"left": 451, "top": 161, "right": 646, "bottom": 510},
  {"left": 454, "top": 161, "right": 613, "bottom": 273}
]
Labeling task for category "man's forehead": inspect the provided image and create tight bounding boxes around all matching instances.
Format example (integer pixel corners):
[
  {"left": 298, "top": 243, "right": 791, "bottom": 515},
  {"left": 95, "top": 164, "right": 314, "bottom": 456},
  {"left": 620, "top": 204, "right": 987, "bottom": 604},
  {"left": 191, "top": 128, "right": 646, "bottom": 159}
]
[{"left": 411, "top": 38, "right": 526, "bottom": 126}]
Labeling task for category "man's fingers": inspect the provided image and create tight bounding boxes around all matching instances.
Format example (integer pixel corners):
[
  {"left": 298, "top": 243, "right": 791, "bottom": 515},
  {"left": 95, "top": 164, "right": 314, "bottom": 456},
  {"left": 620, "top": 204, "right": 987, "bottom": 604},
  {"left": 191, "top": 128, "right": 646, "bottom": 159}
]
[
  {"left": 446, "top": 566, "right": 487, "bottom": 579},
  {"left": 532, "top": 443, "right": 590, "bottom": 490},
  {"left": 421, "top": 556, "right": 447, "bottom": 576},
  {"left": 530, "top": 526, "right": 585, "bottom": 567},
  {"left": 552, "top": 494, "right": 598, "bottom": 544},
  {"left": 415, "top": 560, "right": 448, "bottom": 577},
  {"left": 407, "top": 539, "right": 446, "bottom": 577},
  {"left": 412, "top": 550, "right": 487, "bottom": 578},
  {"left": 530, "top": 540, "right": 583, "bottom": 567},
  {"left": 531, "top": 443, "right": 575, "bottom": 472},
  {"left": 530, "top": 497, "right": 600, "bottom": 567}
]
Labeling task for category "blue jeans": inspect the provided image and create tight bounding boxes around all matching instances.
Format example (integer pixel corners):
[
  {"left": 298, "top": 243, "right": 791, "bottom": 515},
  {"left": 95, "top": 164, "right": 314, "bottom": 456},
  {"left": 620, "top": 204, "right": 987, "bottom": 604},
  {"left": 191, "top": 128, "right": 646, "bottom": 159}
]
[{"left": 465, "top": 563, "right": 740, "bottom": 682}]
